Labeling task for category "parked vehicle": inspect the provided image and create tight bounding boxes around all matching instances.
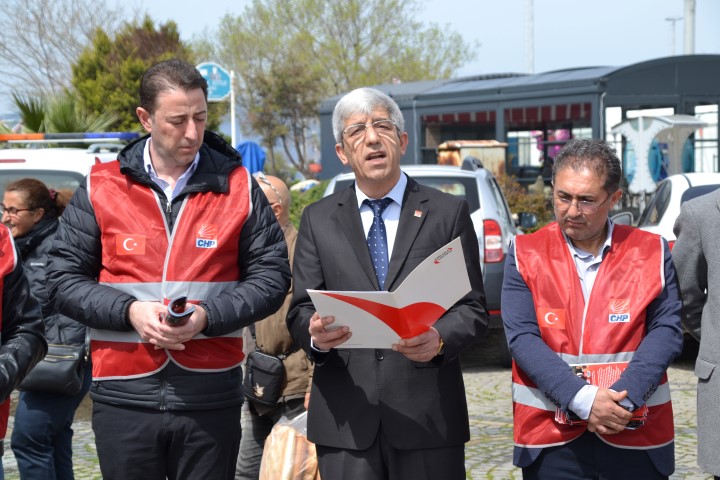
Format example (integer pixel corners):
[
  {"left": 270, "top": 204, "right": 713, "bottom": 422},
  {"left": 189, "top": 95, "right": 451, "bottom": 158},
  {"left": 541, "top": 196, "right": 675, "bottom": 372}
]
[
  {"left": 637, "top": 173, "right": 720, "bottom": 249},
  {"left": 0, "top": 132, "right": 135, "bottom": 195},
  {"left": 0, "top": 147, "right": 113, "bottom": 196},
  {"left": 324, "top": 158, "right": 536, "bottom": 366}
]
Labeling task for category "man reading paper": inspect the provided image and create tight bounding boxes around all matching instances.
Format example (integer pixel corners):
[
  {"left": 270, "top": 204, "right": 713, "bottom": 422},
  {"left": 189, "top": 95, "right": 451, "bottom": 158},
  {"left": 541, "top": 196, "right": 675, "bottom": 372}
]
[{"left": 286, "top": 87, "right": 487, "bottom": 479}]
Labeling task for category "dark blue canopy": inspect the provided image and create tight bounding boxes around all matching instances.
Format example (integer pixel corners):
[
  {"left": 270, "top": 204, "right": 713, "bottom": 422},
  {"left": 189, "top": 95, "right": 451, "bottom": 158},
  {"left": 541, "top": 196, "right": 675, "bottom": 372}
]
[{"left": 236, "top": 141, "right": 266, "bottom": 174}]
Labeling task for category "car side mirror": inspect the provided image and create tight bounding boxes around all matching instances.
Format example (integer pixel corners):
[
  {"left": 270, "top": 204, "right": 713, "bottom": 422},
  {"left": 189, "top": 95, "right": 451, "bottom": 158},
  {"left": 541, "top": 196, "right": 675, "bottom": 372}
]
[
  {"left": 516, "top": 212, "right": 538, "bottom": 230},
  {"left": 611, "top": 211, "right": 634, "bottom": 226}
]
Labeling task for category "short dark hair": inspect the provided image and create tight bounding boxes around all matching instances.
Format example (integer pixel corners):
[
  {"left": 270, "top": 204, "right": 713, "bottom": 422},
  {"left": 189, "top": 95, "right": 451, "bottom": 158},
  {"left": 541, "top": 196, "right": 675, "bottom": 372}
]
[
  {"left": 552, "top": 138, "right": 622, "bottom": 193},
  {"left": 139, "top": 59, "right": 208, "bottom": 115}
]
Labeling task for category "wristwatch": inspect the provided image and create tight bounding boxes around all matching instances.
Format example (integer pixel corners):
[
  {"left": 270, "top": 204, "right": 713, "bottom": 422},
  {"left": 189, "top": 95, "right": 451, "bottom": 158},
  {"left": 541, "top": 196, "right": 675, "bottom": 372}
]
[{"left": 436, "top": 336, "right": 445, "bottom": 357}]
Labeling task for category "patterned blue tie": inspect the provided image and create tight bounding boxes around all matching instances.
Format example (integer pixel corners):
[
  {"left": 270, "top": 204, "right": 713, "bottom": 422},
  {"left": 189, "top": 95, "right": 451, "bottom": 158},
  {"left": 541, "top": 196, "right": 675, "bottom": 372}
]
[{"left": 364, "top": 198, "right": 393, "bottom": 290}]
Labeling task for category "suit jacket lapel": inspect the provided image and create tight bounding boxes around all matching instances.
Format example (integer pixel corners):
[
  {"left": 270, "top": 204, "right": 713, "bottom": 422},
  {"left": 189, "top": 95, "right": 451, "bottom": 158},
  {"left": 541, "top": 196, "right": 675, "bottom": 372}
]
[
  {"left": 335, "top": 186, "right": 380, "bottom": 289},
  {"left": 386, "top": 178, "right": 428, "bottom": 289}
]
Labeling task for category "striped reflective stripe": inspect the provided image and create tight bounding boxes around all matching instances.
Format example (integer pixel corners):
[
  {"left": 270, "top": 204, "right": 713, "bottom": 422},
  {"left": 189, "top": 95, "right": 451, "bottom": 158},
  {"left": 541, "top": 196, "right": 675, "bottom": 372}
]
[
  {"left": 659, "top": 238, "right": 666, "bottom": 290},
  {"left": 90, "top": 328, "right": 242, "bottom": 343},
  {"left": 512, "top": 383, "right": 557, "bottom": 411},
  {"left": 99, "top": 280, "right": 240, "bottom": 301},
  {"left": 558, "top": 351, "right": 635, "bottom": 364},
  {"left": 512, "top": 381, "right": 671, "bottom": 410}
]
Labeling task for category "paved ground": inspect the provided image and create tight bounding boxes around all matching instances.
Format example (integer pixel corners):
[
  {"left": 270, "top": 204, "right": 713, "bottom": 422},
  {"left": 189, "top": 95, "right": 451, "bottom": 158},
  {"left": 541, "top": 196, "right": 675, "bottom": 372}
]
[{"left": 1, "top": 329, "right": 711, "bottom": 479}]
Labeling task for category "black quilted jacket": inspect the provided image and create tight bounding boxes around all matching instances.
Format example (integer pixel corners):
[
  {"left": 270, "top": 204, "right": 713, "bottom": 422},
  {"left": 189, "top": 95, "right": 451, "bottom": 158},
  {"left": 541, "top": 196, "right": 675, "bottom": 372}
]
[{"left": 45, "top": 131, "right": 290, "bottom": 410}]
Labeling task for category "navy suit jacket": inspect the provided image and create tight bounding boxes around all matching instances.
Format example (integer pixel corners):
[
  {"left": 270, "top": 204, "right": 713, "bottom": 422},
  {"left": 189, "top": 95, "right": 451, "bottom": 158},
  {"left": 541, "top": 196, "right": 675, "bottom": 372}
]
[{"left": 287, "top": 175, "right": 487, "bottom": 450}]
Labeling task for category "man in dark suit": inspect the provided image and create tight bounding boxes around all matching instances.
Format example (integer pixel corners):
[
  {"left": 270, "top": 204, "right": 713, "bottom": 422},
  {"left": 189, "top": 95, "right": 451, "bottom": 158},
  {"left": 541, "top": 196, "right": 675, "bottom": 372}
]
[{"left": 287, "top": 87, "right": 487, "bottom": 479}]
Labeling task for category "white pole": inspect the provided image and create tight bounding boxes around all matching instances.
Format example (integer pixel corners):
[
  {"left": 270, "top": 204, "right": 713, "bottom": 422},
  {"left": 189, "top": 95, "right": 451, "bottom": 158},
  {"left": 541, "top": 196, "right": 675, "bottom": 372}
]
[
  {"left": 526, "top": 0, "right": 534, "bottom": 74},
  {"left": 684, "top": 0, "right": 695, "bottom": 54},
  {"left": 230, "top": 70, "right": 236, "bottom": 148},
  {"left": 666, "top": 16, "right": 682, "bottom": 56}
]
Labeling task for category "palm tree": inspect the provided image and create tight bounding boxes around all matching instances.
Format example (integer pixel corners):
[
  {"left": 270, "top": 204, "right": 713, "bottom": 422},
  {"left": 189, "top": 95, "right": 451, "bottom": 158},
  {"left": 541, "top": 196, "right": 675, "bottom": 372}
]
[{"left": 12, "top": 91, "right": 119, "bottom": 134}]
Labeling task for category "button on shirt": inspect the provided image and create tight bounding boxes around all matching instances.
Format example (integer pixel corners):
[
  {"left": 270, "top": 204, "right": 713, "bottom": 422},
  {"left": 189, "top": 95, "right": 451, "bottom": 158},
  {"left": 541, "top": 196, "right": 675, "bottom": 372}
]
[
  {"left": 143, "top": 139, "right": 200, "bottom": 202},
  {"left": 565, "top": 220, "right": 633, "bottom": 418},
  {"left": 566, "top": 220, "right": 615, "bottom": 303}
]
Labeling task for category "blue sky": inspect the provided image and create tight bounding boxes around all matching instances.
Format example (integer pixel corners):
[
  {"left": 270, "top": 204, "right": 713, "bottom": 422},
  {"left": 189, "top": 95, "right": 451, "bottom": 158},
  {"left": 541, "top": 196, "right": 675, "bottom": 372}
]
[
  {"left": 138, "top": 0, "right": 719, "bottom": 141},
  {"left": 143, "top": 0, "right": 719, "bottom": 76},
  {"left": 3, "top": 1, "right": 718, "bottom": 125}
]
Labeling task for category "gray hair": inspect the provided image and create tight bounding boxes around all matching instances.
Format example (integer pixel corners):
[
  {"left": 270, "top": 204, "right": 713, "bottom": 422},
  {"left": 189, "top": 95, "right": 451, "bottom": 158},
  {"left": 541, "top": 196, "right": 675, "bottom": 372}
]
[
  {"left": 332, "top": 88, "right": 405, "bottom": 143},
  {"left": 552, "top": 138, "right": 623, "bottom": 194}
]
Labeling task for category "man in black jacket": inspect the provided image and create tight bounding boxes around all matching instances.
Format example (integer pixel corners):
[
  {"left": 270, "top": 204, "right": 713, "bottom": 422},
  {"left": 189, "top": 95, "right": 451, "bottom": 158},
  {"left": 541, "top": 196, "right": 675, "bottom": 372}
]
[{"left": 46, "top": 59, "right": 290, "bottom": 480}]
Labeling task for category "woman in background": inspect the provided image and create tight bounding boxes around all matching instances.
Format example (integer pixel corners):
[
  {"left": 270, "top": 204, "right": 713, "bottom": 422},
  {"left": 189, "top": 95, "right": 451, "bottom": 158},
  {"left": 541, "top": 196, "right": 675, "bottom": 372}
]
[{"left": 4, "top": 178, "right": 91, "bottom": 480}]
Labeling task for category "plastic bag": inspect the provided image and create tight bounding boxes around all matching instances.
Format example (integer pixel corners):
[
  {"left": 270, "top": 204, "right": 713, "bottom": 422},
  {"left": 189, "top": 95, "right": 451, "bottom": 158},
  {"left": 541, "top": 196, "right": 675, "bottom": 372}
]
[{"left": 259, "top": 411, "right": 320, "bottom": 480}]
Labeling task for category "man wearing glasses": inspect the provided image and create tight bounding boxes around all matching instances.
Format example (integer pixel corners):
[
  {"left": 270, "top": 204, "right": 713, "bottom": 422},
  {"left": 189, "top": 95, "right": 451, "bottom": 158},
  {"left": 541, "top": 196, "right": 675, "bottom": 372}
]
[
  {"left": 501, "top": 138, "right": 683, "bottom": 479},
  {"left": 287, "top": 87, "right": 487, "bottom": 479}
]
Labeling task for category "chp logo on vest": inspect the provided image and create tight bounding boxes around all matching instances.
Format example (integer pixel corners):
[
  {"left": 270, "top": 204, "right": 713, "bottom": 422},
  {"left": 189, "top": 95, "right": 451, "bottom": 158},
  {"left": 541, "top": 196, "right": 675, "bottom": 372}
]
[
  {"left": 536, "top": 307, "right": 566, "bottom": 329},
  {"left": 196, "top": 224, "right": 218, "bottom": 249},
  {"left": 116, "top": 234, "right": 146, "bottom": 256},
  {"left": 608, "top": 298, "right": 631, "bottom": 323}
]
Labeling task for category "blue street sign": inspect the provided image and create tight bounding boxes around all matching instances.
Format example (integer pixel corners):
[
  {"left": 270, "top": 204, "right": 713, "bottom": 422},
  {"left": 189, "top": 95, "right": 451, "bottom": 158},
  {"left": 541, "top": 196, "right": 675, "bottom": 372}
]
[{"left": 196, "top": 62, "right": 232, "bottom": 102}]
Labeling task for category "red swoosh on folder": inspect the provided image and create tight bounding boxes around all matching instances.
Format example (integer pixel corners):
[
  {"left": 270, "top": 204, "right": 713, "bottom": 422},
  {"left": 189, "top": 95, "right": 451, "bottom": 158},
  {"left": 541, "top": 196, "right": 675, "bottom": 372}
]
[{"left": 320, "top": 293, "right": 446, "bottom": 339}]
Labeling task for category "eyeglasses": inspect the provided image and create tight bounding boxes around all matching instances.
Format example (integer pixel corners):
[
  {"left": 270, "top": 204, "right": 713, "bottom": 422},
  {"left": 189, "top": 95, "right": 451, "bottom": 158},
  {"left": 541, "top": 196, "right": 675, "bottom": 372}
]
[
  {"left": 342, "top": 119, "right": 398, "bottom": 141},
  {"left": 0, "top": 204, "right": 35, "bottom": 217},
  {"left": 551, "top": 194, "right": 611, "bottom": 214},
  {"left": 253, "top": 172, "right": 282, "bottom": 206}
]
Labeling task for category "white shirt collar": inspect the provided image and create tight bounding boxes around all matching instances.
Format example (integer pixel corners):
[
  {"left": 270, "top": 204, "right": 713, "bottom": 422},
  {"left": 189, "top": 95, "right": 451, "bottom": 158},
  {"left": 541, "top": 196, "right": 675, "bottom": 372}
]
[
  {"left": 143, "top": 138, "right": 200, "bottom": 201},
  {"left": 354, "top": 172, "right": 407, "bottom": 209},
  {"left": 143, "top": 138, "right": 200, "bottom": 181}
]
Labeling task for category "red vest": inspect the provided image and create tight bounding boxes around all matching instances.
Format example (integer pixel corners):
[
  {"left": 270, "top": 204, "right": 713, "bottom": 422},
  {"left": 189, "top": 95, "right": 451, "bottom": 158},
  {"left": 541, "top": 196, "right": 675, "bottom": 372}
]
[
  {"left": 88, "top": 161, "right": 251, "bottom": 380},
  {"left": 0, "top": 227, "right": 17, "bottom": 438},
  {"left": 512, "top": 222, "right": 674, "bottom": 449}
]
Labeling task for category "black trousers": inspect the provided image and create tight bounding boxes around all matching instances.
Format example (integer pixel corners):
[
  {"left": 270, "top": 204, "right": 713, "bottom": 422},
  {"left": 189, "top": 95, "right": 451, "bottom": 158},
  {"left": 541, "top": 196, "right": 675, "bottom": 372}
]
[
  {"left": 522, "top": 431, "right": 668, "bottom": 480},
  {"left": 92, "top": 402, "right": 241, "bottom": 480},
  {"left": 316, "top": 425, "right": 465, "bottom": 480}
]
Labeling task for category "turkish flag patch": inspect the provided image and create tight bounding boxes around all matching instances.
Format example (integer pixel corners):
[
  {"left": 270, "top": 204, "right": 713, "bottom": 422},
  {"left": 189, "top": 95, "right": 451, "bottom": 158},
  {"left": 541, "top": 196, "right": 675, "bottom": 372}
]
[
  {"left": 536, "top": 307, "right": 566, "bottom": 329},
  {"left": 116, "top": 234, "right": 146, "bottom": 255}
]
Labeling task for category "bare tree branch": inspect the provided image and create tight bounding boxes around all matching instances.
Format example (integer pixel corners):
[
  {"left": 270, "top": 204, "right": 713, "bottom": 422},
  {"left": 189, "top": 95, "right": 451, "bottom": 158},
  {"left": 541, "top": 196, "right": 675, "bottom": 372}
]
[{"left": 0, "top": 0, "right": 127, "bottom": 99}]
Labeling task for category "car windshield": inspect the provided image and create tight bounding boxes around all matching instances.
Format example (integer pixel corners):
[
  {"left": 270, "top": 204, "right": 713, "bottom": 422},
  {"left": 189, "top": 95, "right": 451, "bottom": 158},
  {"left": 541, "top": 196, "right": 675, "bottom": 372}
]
[
  {"left": 637, "top": 181, "right": 671, "bottom": 227},
  {"left": 333, "top": 176, "right": 480, "bottom": 212},
  {"left": 0, "top": 170, "right": 84, "bottom": 197}
]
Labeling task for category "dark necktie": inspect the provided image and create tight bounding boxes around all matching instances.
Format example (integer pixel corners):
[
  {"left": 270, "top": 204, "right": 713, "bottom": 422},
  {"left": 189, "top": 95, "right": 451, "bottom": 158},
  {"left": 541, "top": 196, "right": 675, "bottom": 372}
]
[{"left": 364, "top": 198, "right": 393, "bottom": 289}]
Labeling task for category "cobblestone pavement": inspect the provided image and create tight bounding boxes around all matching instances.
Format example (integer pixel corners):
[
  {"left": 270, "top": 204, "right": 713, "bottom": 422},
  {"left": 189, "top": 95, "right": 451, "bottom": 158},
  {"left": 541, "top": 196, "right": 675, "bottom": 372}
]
[{"left": 1, "top": 330, "right": 711, "bottom": 479}]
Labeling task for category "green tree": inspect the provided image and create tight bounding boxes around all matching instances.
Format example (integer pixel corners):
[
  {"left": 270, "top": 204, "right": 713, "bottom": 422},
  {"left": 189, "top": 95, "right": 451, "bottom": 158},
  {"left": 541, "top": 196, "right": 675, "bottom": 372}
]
[
  {"left": 496, "top": 173, "right": 552, "bottom": 233},
  {"left": 289, "top": 181, "right": 328, "bottom": 229},
  {"left": 8, "top": 91, "right": 117, "bottom": 147},
  {"left": 206, "top": 0, "right": 477, "bottom": 176},
  {"left": 72, "top": 16, "right": 226, "bottom": 132}
]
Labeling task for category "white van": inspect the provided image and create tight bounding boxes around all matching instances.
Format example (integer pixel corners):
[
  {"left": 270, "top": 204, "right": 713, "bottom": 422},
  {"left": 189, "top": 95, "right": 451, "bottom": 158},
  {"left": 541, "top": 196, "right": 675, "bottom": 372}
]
[
  {"left": 0, "top": 132, "right": 138, "bottom": 194},
  {"left": 0, "top": 147, "right": 116, "bottom": 195}
]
